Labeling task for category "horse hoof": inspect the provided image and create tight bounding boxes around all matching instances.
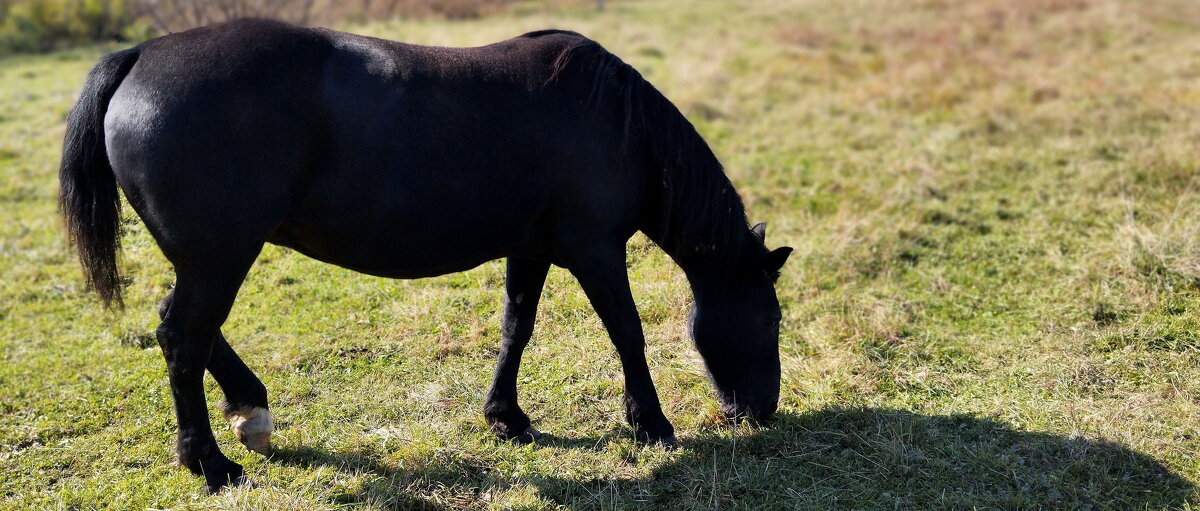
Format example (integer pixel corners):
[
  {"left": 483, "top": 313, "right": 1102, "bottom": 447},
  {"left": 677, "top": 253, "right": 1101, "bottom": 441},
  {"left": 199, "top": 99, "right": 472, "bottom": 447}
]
[
  {"left": 516, "top": 426, "right": 542, "bottom": 444},
  {"left": 225, "top": 406, "right": 273, "bottom": 455},
  {"left": 204, "top": 474, "right": 249, "bottom": 495},
  {"left": 642, "top": 434, "right": 677, "bottom": 449},
  {"left": 201, "top": 459, "right": 247, "bottom": 494},
  {"left": 635, "top": 431, "right": 678, "bottom": 449}
]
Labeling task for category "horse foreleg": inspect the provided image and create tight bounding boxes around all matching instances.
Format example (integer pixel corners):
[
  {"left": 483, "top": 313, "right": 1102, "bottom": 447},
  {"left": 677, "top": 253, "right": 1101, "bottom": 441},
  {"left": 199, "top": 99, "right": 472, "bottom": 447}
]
[
  {"left": 569, "top": 250, "right": 677, "bottom": 447},
  {"left": 484, "top": 257, "right": 550, "bottom": 443},
  {"left": 159, "top": 291, "right": 272, "bottom": 456}
]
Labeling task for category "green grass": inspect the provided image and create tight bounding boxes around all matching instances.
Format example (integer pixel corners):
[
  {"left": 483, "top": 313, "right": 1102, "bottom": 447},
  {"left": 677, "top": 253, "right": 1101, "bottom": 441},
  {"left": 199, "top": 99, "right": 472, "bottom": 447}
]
[{"left": 4, "top": 0, "right": 1200, "bottom": 508}]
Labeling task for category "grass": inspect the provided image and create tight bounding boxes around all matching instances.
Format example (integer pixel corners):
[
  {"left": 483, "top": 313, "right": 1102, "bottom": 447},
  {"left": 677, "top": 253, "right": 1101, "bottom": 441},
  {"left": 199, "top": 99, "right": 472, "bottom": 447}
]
[{"left": 3, "top": 0, "right": 1200, "bottom": 508}]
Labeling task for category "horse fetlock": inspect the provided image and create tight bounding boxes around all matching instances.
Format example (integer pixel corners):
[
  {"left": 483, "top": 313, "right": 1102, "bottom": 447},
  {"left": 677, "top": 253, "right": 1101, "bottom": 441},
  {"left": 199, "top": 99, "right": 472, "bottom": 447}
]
[{"left": 223, "top": 406, "right": 273, "bottom": 455}]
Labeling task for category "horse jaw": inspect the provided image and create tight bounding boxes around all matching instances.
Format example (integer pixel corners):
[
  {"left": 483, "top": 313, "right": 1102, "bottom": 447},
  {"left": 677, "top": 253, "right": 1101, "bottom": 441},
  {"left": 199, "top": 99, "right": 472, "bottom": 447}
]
[{"left": 224, "top": 406, "right": 273, "bottom": 455}]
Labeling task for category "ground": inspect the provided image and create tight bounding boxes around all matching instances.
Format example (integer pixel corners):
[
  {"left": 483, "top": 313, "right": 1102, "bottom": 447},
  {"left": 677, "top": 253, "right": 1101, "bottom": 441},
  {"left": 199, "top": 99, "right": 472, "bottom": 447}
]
[{"left": 3, "top": 0, "right": 1200, "bottom": 509}]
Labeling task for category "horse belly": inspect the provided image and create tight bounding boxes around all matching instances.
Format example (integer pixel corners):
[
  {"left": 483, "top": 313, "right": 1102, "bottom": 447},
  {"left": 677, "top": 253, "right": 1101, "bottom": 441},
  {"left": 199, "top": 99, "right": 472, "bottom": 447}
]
[{"left": 267, "top": 171, "right": 552, "bottom": 279}]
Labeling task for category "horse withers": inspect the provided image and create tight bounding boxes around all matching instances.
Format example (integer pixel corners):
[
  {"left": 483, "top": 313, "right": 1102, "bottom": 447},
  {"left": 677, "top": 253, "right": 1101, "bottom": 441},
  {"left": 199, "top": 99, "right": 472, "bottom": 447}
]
[{"left": 58, "top": 19, "right": 792, "bottom": 492}]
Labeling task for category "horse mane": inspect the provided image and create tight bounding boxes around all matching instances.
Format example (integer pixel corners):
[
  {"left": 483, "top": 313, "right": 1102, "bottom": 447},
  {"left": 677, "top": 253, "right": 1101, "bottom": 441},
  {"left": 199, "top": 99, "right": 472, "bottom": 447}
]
[{"left": 537, "top": 31, "right": 751, "bottom": 263}]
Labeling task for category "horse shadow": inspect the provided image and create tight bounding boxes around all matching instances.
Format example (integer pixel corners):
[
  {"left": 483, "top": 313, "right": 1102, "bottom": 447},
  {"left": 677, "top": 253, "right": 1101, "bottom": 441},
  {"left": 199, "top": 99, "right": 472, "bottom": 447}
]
[{"left": 269, "top": 407, "right": 1195, "bottom": 510}]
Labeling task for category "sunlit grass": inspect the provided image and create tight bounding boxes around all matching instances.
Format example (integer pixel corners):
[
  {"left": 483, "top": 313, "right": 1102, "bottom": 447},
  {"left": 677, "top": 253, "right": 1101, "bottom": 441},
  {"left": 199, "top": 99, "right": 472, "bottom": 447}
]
[{"left": 3, "top": 0, "right": 1200, "bottom": 508}]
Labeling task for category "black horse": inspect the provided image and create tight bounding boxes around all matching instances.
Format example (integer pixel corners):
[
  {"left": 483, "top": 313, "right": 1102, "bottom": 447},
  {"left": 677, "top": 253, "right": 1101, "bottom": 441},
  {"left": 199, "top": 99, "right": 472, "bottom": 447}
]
[{"left": 59, "top": 19, "right": 792, "bottom": 493}]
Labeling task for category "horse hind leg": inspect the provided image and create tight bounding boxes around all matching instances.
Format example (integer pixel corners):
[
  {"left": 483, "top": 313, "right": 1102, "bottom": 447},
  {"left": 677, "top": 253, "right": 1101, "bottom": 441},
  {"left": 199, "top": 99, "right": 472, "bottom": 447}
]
[
  {"left": 216, "top": 366, "right": 272, "bottom": 455},
  {"left": 154, "top": 249, "right": 260, "bottom": 493},
  {"left": 159, "top": 288, "right": 273, "bottom": 455}
]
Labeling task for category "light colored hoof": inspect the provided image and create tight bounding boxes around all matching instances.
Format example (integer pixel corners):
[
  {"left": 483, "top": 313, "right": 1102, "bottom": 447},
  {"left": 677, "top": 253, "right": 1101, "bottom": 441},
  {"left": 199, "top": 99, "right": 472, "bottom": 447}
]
[{"left": 225, "top": 406, "right": 273, "bottom": 455}]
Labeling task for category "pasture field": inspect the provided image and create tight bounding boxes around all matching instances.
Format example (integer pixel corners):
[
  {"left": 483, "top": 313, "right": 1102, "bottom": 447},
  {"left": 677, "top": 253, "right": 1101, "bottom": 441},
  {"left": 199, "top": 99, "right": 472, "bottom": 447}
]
[{"left": 4, "top": 0, "right": 1200, "bottom": 508}]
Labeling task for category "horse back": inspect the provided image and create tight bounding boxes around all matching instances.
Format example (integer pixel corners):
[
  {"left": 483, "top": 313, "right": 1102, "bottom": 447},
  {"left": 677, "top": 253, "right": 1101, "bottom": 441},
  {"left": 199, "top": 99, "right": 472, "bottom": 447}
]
[{"left": 104, "top": 20, "right": 652, "bottom": 274}]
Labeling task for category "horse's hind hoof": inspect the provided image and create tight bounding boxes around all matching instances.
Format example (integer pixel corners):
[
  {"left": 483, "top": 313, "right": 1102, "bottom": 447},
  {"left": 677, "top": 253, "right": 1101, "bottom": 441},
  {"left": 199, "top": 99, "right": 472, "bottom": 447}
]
[
  {"left": 200, "top": 458, "right": 247, "bottom": 494},
  {"left": 204, "top": 476, "right": 248, "bottom": 495},
  {"left": 515, "top": 426, "right": 542, "bottom": 444},
  {"left": 224, "top": 405, "right": 273, "bottom": 455}
]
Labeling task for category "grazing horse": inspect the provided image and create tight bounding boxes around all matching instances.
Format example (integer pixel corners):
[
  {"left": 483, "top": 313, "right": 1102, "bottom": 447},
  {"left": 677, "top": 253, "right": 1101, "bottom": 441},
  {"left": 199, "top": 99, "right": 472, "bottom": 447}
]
[{"left": 59, "top": 19, "right": 792, "bottom": 493}]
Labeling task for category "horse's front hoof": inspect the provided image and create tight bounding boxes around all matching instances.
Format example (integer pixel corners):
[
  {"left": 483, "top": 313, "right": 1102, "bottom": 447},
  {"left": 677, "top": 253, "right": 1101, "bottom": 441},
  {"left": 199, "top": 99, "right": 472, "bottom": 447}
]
[
  {"left": 491, "top": 421, "right": 542, "bottom": 444},
  {"left": 485, "top": 405, "right": 541, "bottom": 444},
  {"left": 635, "top": 431, "right": 678, "bottom": 449},
  {"left": 224, "top": 405, "right": 273, "bottom": 455},
  {"left": 655, "top": 435, "right": 679, "bottom": 449},
  {"left": 638, "top": 434, "right": 676, "bottom": 448}
]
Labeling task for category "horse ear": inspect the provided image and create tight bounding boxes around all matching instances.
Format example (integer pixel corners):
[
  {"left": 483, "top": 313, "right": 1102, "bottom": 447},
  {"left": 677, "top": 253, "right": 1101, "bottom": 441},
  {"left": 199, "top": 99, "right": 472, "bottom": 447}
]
[
  {"left": 764, "top": 246, "right": 792, "bottom": 272},
  {"left": 751, "top": 222, "right": 767, "bottom": 243}
]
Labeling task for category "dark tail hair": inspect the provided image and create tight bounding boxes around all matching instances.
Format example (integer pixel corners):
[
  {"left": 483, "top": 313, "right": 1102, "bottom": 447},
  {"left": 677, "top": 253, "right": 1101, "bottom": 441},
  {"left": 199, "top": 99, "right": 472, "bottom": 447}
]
[
  {"left": 546, "top": 34, "right": 749, "bottom": 260},
  {"left": 59, "top": 48, "right": 139, "bottom": 308}
]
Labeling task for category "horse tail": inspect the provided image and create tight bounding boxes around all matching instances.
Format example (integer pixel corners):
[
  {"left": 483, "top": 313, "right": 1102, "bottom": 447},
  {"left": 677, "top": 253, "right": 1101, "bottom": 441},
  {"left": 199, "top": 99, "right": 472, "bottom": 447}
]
[{"left": 59, "top": 48, "right": 140, "bottom": 309}]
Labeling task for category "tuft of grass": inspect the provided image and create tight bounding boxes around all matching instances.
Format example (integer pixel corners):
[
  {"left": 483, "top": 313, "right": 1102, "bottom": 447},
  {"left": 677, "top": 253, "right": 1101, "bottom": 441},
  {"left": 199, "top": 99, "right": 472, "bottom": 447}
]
[{"left": 4, "top": 0, "right": 1200, "bottom": 509}]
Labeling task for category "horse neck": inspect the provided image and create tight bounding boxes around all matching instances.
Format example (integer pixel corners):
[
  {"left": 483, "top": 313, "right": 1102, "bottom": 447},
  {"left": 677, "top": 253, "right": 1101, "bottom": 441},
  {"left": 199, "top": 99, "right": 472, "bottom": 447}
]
[
  {"left": 613, "top": 51, "right": 753, "bottom": 285},
  {"left": 637, "top": 150, "right": 754, "bottom": 290},
  {"left": 677, "top": 235, "right": 756, "bottom": 292},
  {"left": 646, "top": 197, "right": 755, "bottom": 296}
]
